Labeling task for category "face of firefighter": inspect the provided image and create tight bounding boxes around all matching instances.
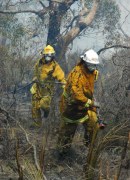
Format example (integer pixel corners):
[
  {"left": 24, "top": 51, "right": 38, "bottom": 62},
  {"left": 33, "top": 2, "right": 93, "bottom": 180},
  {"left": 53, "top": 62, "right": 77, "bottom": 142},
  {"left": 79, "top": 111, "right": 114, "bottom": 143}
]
[
  {"left": 85, "top": 62, "right": 97, "bottom": 72},
  {"left": 43, "top": 53, "right": 55, "bottom": 63}
]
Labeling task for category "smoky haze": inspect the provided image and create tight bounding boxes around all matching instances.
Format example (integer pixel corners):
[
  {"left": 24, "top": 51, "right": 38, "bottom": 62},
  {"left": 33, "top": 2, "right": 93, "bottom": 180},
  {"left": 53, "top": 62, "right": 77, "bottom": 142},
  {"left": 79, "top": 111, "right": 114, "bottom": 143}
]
[{"left": 72, "top": 0, "right": 130, "bottom": 52}]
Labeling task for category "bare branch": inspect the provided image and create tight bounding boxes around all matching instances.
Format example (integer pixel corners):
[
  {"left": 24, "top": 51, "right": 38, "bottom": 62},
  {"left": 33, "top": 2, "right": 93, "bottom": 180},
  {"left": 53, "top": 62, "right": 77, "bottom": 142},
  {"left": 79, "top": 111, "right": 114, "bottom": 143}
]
[
  {"left": 97, "top": 45, "right": 130, "bottom": 55},
  {"left": 5, "top": 0, "right": 11, "bottom": 9},
  {"left": 0, "top": 107, "right": 39, "bottom": 170},
  {"left": 39, "top": 0, "right": 47, "bottom": 8},
  {"left": 0, "top": 10, "right": 40, "bottom": 15},
  {"left": 121, "top": 12, "right": 130, "bottom": 27},
  {"left": 62, "top": 15, "right": 79, "bottom": 35},
  {"left": 118, "top": 24, "right": 130, "bottom": 38},
  {"left": 0, "top": 106, "right": 48, "bottom": 179},
  {"left": 63, "top": 0, "right": 79, "bottom": 6},
  {"left": 0, "top": 0, "right": 49, "bottom": 19},
  {"left": 5, "top": 0, "right": 32, "bottom": 7},
  {"left": 0, "top": 9, "right": 48, "bottom": 19}
]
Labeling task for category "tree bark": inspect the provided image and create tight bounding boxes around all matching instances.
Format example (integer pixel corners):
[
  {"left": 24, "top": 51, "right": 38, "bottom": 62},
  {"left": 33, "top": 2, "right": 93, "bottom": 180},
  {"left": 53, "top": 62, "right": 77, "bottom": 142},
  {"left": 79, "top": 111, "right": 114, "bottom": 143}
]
[{"left": 51, "top": 0, "right": 100, "bottom": 71}]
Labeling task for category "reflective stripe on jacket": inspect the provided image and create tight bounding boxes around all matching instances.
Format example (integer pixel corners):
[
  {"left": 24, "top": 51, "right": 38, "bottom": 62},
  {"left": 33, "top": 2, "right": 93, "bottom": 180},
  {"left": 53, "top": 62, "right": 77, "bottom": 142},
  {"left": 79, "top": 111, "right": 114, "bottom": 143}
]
[{"left": 62, "top": 114, "right": 89, "bottom": 124}]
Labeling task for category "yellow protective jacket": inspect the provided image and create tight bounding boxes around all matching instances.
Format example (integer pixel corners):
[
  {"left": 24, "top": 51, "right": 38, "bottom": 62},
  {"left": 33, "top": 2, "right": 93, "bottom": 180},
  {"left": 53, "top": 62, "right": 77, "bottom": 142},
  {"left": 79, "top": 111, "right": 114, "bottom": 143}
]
[
  {"left": 60, "top": 61, "right": 98, "bottom": 120},
  {"left": 30, "top": 58, "right": 66, "bottom": 98}
]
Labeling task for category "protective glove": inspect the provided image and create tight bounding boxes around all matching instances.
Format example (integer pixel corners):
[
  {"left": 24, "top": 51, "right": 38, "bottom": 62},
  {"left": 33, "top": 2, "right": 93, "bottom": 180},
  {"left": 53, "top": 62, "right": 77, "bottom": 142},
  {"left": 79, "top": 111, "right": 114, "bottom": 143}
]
[
  {"left": 85, "top": 99, "right": 100, "bottom": 108},
  {"left": 61, "top": 80, "right": 66, "bottom": 88},
  {"left": 30, "top": 83, "right": 37, "bottom": 94},
  {"left": 85, "top": 99, "right": 92, "bottom": 108},
  {"left": 93, "top": 101, "right": 100, "bottom": 108},
  {"left": 62, "top": 84, "right": 66, "bottom": 89},
  {"left": 32, "top": 78, "right": 39, "bottom": 84}
]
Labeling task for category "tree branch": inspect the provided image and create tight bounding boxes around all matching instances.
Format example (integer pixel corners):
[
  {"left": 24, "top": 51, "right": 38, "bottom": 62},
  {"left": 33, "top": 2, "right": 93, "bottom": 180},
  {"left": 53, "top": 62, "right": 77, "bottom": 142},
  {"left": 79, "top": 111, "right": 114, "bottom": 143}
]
[
  {"left": 5, "top": 0, "right": 32, "bottom": 7},
  {"left": 79, "top": 0, "right": 99, "bottom": 25},
  {"left": 0, "top": 106, "right": 48, "bottom": 179},
  {"left": 39, "top": 0, "right": 47, "bottom": 8},
  {"left": 118, "top": 24, "right": 130, "bottom": 39},
  {"left": 0, "top": 10, "right": 40, "bottom": 15},
  {"left": 97, "top": 45, "right": 130, "bottom": 55},
  {"left": 0, "top": 9, "right": 48, "bottom": 20},
  {"left": 0, "top": 107, "right": 39, "bottom": 170},
  {"left": 63, "top": 0, "right": 78, "bottom": 7},
  {"left": 61, "top": 0, "right": 100, "bottom": 46}
]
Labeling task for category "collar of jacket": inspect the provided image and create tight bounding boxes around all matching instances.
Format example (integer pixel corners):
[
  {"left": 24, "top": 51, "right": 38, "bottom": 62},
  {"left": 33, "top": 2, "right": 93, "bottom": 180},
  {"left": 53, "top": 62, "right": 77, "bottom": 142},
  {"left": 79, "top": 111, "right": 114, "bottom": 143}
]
[
  {"left": 80, "top": 63, "right": 95, "bottom": 77},
  {"left": 81, "top": 64, "right": 98, "bottom": 81}
]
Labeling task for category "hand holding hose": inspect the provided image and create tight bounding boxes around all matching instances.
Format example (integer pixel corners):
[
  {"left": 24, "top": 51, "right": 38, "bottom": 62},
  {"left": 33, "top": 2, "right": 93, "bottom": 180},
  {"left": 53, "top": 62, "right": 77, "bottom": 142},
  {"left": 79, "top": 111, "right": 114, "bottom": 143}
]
[{"left": 85, "top": 99, "right": 100, "bottom": 108}]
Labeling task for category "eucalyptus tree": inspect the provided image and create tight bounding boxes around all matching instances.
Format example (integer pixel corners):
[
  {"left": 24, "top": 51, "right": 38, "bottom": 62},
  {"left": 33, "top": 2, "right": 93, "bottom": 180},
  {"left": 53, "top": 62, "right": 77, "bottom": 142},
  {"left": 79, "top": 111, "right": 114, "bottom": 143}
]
[{"left": 0, "top": 0, "right": 120, "bottom": 66}]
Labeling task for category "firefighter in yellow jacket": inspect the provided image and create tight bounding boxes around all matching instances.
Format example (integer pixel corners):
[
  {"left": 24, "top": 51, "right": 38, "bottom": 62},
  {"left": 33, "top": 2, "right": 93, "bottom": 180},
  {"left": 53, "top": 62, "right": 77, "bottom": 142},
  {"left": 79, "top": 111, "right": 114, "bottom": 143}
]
[
  {"left": 58, "top": 49, "right": 100, "bottom": 155},
  {"left": 30, "top": 45, "right": 66, "bottom": 127}
]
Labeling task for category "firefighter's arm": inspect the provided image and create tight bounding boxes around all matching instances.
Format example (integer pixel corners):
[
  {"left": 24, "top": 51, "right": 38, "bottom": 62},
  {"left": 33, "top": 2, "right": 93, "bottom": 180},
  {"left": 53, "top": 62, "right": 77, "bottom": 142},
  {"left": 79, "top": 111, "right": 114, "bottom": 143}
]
[
  {"left": 68, "top": 70, "right": 88, "bottom": 104},
  {"left": 30, "top": 83, "right": 37, "bottom": 94},
  {"left": 71, "top": 74, "right": 99, "bottom": 107},
  {"left": 71, "top": 83, "right": 88, "bottom": 104},
  {"left": 32, "top": 76, "right": 37, "bottom": 83},
  {"left": 85, "top": 98, "right": 100, "bottom": 108},
  {"left": 52, "top": 63, "right": 66, "bottom": 85}
]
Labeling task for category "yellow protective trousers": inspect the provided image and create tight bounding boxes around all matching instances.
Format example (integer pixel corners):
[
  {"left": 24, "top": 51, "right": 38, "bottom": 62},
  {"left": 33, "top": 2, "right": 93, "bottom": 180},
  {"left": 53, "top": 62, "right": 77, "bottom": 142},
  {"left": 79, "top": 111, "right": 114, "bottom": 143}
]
[
  {"left": 57, "top": 110, "right": 99, "bottom": 154},
  {"left": 32, "top": 94, "right": 51, "bottom": 119},
  {"left": 31, "top": 83, "right": 52, "bottom": 119}
]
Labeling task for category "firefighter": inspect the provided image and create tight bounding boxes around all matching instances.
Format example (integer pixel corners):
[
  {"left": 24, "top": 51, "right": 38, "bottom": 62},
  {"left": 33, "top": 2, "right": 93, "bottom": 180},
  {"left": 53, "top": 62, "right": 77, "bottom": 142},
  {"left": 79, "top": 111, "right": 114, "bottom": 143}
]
[
  {"left": 30, "top": 45, "right": 66, "bottom": 127},
  {"left": 58, "top": 49, "right": 100, "bottom": 156}
]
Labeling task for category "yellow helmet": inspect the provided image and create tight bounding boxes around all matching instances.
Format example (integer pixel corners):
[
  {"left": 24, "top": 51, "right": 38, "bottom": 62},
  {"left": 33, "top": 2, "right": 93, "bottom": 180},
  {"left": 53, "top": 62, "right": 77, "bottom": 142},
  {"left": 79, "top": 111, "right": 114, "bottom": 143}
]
[{"left": 42, "top": 45, "right": 55, "bottom": 55}]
